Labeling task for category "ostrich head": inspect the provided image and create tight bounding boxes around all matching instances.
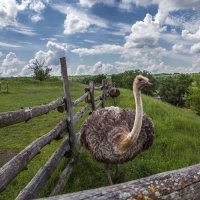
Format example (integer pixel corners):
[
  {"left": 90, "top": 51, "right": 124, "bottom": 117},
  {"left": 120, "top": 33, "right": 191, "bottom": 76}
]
[{"left": 133, "top": 75, "right": 151, "bottom": 91}]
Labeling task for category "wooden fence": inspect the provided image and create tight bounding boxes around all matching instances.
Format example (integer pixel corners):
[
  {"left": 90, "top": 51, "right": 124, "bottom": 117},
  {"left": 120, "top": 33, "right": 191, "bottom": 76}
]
[
  {"left": 1, "top": 57, "right": 200, "bottom": 200},
  {"left": 0, "top": 57, "right": 108, "bottom": 200}
]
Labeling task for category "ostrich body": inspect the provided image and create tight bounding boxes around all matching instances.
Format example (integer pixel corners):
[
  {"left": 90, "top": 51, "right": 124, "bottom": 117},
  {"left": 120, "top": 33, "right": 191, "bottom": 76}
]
[{"left": 80, "top": 75, "right": 154, "bottom": 183}]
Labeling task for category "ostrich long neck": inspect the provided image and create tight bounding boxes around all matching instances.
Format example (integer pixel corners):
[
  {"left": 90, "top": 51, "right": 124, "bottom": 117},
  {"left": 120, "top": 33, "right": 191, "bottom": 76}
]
[{"left": 128, "top": 88, "right": 143, "bottom": 142}]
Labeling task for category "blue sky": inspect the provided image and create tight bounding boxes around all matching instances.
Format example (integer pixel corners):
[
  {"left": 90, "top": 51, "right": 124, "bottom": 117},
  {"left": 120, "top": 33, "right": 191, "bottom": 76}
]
[{"left": 0, "top": 0, "right": 200, "bottom": 77}]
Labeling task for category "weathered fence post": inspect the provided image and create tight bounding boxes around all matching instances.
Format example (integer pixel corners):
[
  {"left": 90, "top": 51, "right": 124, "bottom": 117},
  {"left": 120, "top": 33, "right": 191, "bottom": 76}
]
[
  {"left": 101, "top": 79, "right": 107, "bottom": 108},
  {"left": 89, "top": 81, "right": 95, "bottom": 111},
  {"left": 60, "top": 57, "right": 77, "bottom": 154}
]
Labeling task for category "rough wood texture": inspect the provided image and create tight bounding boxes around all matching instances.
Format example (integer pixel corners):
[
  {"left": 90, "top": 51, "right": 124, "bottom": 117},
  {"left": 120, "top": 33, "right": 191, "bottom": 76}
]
[
  {"left": 94, "top": 95, "right": 102, "bottom": 102},
  {"left": 96, "top": 101, "right": 103, "bottom": 109},
  {"left": 16, "top": 138, "right": 70, "bottom": 200},
  {"left": 50, "top": 158, "right": 75, "bottom": 196},
  {"left": 0, "top": 119, "right": 67, "bottom": 192},
  {"left": 60, "top": 57, "right": 76, "bottom": 154},
  {"left": 0, "top": 97, "right": 64, "bottom": 128},
  {"left": 89, "top": 81, "right": 95, "bottom": 111},
  {"left": 73, "top": 103, "right": 92, "bottom": 124},
  {"left": 38, "top": 163, "right": 200, "bottom": 200},
  {"left": 72, "top": 92, "right": 89, "bottom": 107}
]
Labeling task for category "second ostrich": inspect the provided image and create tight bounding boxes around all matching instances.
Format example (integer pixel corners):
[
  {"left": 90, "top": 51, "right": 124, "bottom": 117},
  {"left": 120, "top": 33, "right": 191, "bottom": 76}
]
[
  {"left": 80, "top": 75, "right": 154, "bottom": 184},
  {"left": 109, "top": 82, "right": 120, "bottom": 105}
]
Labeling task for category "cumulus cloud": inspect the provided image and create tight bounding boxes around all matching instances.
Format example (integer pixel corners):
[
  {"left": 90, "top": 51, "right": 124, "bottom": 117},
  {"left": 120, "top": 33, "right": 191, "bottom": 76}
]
[
  {"left": 0, "top": 0, "right": 18, "bottom": 28},
  {"left": 75, "top": 65, "right": 88, "bottom": 75},
  {"left": 26, "top": 41, "right": 68, "bottom": 76},
  {"left": 172, "top": 44, "right": 184, "bottom": 52},
  {"left": 182, "top": 26, "right": 200, "bottom": 41},
  {"left": 72, "top": 44, "right": 123, "bottom": 56},
  {"left": 62, "top": 6, "right": 108, "bottom": 34},
  {"left": 191, "top": 43, "right": 200, "bottom": 54},
  {"left": 0, "top": 52, "right": 24, "bottom": 77},
  {"left": 75, "top": 61, "right": 119, "bottom": 75},
  {"left": 125, "top": 14, "right": 161, "bottom": 49},
  {"left": 79, "top": 0, "right": 115, "bottom": 7}
]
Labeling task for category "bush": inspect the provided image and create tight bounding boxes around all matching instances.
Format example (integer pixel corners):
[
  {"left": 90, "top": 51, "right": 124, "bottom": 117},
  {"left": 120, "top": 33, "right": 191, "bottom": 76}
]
[
  {"left": 30, "top": 59, "right": 52, "bottom": 81},
  {"left": 159, "top": 74, "right": 193, "bottom": 106},
  {"left": 185, "top": 75, "right": 200, "bottom": 114}
]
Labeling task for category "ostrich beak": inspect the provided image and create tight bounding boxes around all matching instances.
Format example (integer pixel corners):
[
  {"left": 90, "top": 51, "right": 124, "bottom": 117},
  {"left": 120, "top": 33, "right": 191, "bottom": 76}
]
[{"left": 147, "top": 81, "right": 152, "bottom": 86}]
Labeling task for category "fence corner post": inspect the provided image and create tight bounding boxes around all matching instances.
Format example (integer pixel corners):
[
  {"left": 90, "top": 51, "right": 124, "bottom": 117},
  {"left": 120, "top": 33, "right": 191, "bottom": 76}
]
[{"left": 60, "top": 57, "right": 77, "bottom": 155}]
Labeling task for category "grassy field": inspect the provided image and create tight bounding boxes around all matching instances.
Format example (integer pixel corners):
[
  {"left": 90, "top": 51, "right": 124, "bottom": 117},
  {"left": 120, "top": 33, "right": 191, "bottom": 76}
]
[{"left": 0, "top": 78, "right": 200, "bottom": 199}]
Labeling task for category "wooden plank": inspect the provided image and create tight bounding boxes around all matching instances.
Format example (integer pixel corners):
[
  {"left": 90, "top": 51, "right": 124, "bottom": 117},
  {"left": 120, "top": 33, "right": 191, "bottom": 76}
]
[
  {"left": 89, "top": 81, "right": 95, "bottom": 111},
  {"left": 94, "top": 95, "right": 102, "bottom": 102},
  {"left": 0, "top": 119, "right": 67, "bottom": 192},
  {"left": 38, "top": 163, "right": 200, "bottom": 200},
  {"left": 73, "top": 103, "right": 92, "bottom": 123},
  {"left": 60, "top": 57, "right": 76, "bottom": 154},
  {"left": 50, "top": 158, "right": 75, "bottom": 196},
  {"left": 16, "top": 138, "right": 71, "bottom": 200},
  {"left": 96, "top": 101, "right": 103, "bottom": 109},
  {"left": 0, "top": 97, "right": 64, "bottom": 128},
  {"left": 71, "top": 92, "right": 89, "bottom": 107}
]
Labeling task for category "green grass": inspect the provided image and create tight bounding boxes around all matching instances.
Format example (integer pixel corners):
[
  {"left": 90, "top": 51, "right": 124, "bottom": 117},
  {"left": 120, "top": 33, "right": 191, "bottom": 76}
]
[{"left": 0, "top": 77, "right": 200, "bottom": 199}]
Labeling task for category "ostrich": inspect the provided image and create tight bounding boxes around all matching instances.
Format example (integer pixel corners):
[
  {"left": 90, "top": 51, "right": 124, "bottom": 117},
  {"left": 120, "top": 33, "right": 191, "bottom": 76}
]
[
  {"left": 80, "top": 75, "right": 154, "bottom": 184},
  {"left": 109, "top": 82, "right": 120, "bottom": 105}
]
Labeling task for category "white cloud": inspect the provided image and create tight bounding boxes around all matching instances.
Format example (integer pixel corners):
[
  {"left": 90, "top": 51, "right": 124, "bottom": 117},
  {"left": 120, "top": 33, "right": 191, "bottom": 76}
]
[
  {"left": 72, "top": 44, "right": 123, "bottom": 56},
  {"left": 0, "top": 52, "right": 23, "bottom": 77},
  {"left": 75, "top": 61, "right": 118, "bottom": 75},
  {"left": 64, "top": 7, "right": 90, "bottom": 34},
  {"left": 75, "top": 65, "right": 88, "bottom": 75},
  {"left": 191, "top": 43, "right": 200, "bottom": 54},
  {"left": 0, "top": 0, "right": 18, "bottom": 28},
  {"left": 79, "top": 0, "right": 115, "bottom": 7},
  {"left": 172, "top": 44, "right": 184, "bottom": 52},
  {"left": 52, "top": 5, "right": 108, "bottom": 34},
  {"left": 26, "top": 41, "right": 68, "bottom": 76},
  {"left": 29, "top": 0, "right": 45, "bottom": 12},
  {"left": 125, "top": 14, "right": 161, "bottom": 48},
  {"left": 0, "top": 41, "right": 22, "bottom": 48},
  {"left": 30, "top": 14, "right": 43, "bottom": 22},
  {"left": 182, "top": 26, "right": 200, "bottom": 41}
]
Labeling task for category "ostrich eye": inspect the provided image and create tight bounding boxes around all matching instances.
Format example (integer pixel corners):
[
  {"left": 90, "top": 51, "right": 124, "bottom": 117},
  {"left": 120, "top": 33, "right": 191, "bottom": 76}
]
[{"left": 138, "top": 78, "right": 143, "bottom": 81}]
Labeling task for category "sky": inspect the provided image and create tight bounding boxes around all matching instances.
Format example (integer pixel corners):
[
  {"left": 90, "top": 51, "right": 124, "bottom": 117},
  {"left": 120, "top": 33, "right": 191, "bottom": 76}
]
[{"left": 0, "top": 0, "right": 200, "bottom": 77}]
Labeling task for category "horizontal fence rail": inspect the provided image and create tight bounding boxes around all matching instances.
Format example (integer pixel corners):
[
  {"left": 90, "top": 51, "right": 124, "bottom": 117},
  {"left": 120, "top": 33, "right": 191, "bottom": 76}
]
[
  {"left": 16, "top": 138, "right": 71, "bottom": 200},
  {"left": 39, "top": 163, "right": 200, "bottom": 200},
  {"left": 0, "top": 97, "right": 64, "bottom": 128},
  {"left": 71, "top": 91, "right": 89, "bottom": 107},
  {"left": 0, "top": 57, "right": 110, "bottom": 199},
  {"left": 0, "top": 119, "right": 67, "bottom": 192}
]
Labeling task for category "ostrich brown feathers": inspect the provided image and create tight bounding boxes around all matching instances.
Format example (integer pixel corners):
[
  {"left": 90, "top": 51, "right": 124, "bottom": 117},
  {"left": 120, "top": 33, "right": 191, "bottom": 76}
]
[{"left": 80, "top": 107, "right": 154, "bottom": 164}]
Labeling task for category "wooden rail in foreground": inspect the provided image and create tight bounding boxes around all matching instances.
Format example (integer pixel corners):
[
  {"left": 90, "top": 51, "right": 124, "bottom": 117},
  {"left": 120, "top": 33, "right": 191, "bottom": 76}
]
[
  {"left": 39, "top": 163, "right": 200, "bottom": 200},
  {"left": 0, "top": 57, "right": 108, "bottom": 199}
]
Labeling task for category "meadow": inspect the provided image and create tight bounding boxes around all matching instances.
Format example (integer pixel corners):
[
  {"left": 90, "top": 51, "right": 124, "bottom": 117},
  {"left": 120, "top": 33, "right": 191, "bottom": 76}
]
[{"left": 0, "top": 77, "right": 200, "bottom": 199}]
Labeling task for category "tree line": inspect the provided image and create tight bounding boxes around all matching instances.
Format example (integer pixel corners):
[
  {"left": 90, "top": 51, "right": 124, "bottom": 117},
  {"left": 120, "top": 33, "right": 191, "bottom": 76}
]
[{"left": 29, "top": 59, "right": 200, "bottom": 115}]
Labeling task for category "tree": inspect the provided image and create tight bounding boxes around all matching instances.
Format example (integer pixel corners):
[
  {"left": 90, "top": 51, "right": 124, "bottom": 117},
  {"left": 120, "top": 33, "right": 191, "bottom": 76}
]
[
  {"left": 185, "top": 74, "right": 200, "bottom": 115},
  {"left": 30, "top": 59, "right": 52, "bottom": 81},
  {"left": 159, "top": 75, "right": 193, "bottom": 106},
  {"left": 111, "top": 70, "right": 158, "bottom": 96}
]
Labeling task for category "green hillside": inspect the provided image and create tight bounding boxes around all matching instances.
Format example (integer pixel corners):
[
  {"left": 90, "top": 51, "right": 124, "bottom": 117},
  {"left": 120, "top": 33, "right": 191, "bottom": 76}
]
[{"left": 0, "top": 78, "right": 200, "bottom": 199}]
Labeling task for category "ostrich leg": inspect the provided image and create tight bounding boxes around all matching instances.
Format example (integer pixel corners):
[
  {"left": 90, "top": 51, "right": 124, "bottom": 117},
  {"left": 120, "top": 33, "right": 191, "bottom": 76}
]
[
  {"left": 115, "top": 164, "right": 119, "bottom": 178},
  {"left": 104, "top": 163, "right": 113, "bottom": 185}
]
